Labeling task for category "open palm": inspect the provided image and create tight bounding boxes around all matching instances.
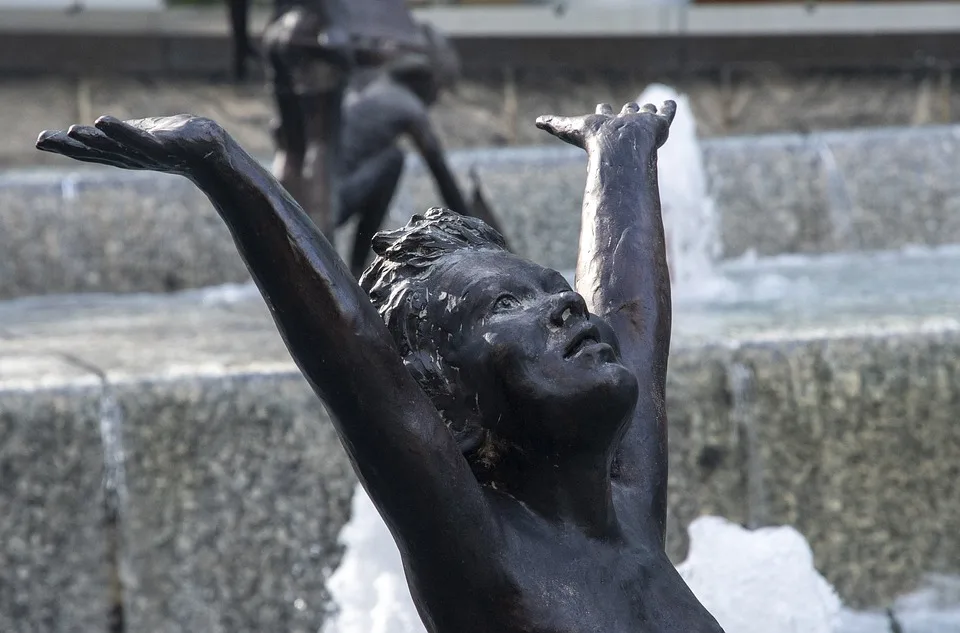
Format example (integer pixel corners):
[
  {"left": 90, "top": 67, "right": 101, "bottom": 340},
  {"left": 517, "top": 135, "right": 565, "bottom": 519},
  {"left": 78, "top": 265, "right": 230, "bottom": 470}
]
[
  {"left": 536, "top": 101, "right": 676, "bottom": 152},
  {"left": 36, "top": 114, "right": 228, "bottom": 176}
]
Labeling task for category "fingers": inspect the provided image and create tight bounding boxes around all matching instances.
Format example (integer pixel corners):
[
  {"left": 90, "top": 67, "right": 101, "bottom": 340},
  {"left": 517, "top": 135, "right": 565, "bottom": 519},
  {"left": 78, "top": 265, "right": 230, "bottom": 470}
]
[
  {"left": 621, "top": 102, "right": 641, "bottom": 115},
  {"left": 69, "top": 123, "right": 156, "bottom": 168},
  {"left": 639, "top": 103, "right": 658, "bottom": 115},
  {"left": 35, "top": 129, "right": 63, "bottom": 152},
  {"left": 95, "top": 115, "right": 166, "bottom": 158},
  {"left": 35, "top": 130, "right": 138, "bottom": 169},
  {"left": 596, "top": 103, "right": 614, "bottom": 116},
  {"left": 67, "top": 124, "right": 133, "bottom": 157},
  {"left": 659, "top": 99, "right": 677, "bottom": 126},
  {"left": 535, "top": 114, "right": 587, "bottom": 149}
]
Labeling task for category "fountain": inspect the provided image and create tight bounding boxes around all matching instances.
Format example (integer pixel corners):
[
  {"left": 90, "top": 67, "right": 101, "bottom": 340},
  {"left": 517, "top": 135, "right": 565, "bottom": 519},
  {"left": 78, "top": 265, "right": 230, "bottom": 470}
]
[
  {"left": 4, "top": 81, "right": 960, "bottom": 631},
  {"left": 636, "top": 84, "right": 732, "bottom": 301}
]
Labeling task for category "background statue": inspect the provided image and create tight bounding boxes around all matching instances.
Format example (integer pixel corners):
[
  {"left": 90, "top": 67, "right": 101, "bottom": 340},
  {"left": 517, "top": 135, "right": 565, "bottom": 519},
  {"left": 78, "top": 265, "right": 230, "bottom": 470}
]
[
  {"left": 230, "top": 0, "right": 505, "bottom": 274},
  {"left": 36, "top": 96, "right": 723, "bottom": 631},
  {"left": 331, "top": 24, "right": 508, "bottom": 275}
]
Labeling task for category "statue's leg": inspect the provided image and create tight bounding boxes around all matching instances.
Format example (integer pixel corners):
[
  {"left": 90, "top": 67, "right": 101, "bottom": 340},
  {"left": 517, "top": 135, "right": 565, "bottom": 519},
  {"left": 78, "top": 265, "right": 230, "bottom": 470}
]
[
  {"left": 271, "top": 88, "right": 308, "bottom": 205},
  {"left": 262, "top": 8, "right": 349, "bottom": 236},
  {"left": 339, "top": 145, "right": 405, "bottom": 276},
  {"left": 300, "top": 85, "right": 346, "bottom": 239},
  {"left": 264, "top": 35, "right": 307, "bottom": 204},
  {"left": 227, "top": 0, "right": 252, "bottom": 82}
]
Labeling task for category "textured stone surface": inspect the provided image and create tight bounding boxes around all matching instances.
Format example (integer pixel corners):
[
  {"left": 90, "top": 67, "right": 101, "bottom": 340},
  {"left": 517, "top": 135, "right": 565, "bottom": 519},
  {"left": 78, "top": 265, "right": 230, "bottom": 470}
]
[
  {"left": 663, "top": 344, "right": 746, "bottom": 564},
  {"left": 9, "top": 123, "right": 960, "bottom": 299},
  {"left": 0, "top": 378, "right": 111, "bottom": 633},
  {"left": 115, "top": 372, "right": 355, "bottom": 633},
  {"left": 3, "top": 270, "right": 960, "bottom": 612},
  {"left": 731, "top": 332, "right": 960, "bottom": 608},
  {"left": 4, "top": 69, "right": 960, "bottom": 168},
  {"left": 1, "top": 291, "right": 354, "bottom": 633},
  {"left": 825, "top": 126, "right": 960, "bottom": 252},
  {"left": 704, "top": 136, "right": 834, "bottom": 258},
  {"left": 0, "top": 171, "right": 249, "bottom": 299}
]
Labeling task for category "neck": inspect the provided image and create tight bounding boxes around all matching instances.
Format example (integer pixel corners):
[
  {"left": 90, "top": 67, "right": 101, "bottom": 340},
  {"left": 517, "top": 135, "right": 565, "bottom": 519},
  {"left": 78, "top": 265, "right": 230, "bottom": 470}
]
[{"left": 493, "top": 438, "right": 619, "bottom": 540}]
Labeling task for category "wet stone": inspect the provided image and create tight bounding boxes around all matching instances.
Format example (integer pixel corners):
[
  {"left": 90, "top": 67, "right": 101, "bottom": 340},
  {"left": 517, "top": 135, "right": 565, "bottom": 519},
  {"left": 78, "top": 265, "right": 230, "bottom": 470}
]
[
  {"left": 733, "top": 331, "right": 960, "bottom": 608},
  {"left": 664, "top": 344, "right": 747, "bottom": 564},
  {"left": 824, "top": 126, "right": 960, "bottom": 252},
  {"left": 6, "top": 126, "right": 960, "bottom": 299},
  {"left": 703, "top": 136, "right": 833, "bottom": 259}
]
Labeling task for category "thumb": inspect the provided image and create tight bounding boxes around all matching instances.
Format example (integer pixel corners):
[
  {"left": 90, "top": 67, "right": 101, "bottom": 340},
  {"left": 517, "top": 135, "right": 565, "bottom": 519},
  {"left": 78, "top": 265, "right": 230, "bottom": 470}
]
[{"left": 535, "top": 114, "right": 587, "bottom": 148}]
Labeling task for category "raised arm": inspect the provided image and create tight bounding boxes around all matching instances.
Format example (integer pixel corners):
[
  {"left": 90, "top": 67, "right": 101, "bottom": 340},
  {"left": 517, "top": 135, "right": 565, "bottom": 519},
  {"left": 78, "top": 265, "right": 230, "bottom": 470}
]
[
  {"left": 536, "top": 101, "right": 676, "bottom": 545},
  {"left": 35, "top": 115, "right": 497, "bottom": 560},
  {"left": 410, "top": 117, "right": 512, "bottom": 239}
]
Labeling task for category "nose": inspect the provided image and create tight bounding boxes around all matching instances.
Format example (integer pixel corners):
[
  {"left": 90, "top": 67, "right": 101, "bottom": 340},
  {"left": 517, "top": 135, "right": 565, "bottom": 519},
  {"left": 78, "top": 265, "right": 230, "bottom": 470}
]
[{"left": 549, "top": 291, "right": 587, "bottom": 327}]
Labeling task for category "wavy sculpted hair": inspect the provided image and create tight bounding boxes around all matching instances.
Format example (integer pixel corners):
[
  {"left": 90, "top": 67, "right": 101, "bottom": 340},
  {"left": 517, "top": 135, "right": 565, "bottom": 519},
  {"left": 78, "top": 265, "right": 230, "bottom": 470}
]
[{"left": 360, "top": 207, "right": 508, "bottom": 470}]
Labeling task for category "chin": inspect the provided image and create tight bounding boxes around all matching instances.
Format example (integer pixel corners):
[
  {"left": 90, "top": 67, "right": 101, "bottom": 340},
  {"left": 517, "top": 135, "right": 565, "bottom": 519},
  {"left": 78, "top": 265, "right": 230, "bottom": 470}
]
[
  {"left": 597, "top": 363, "right": 640, "bottom": 411},
  {"left": 558, "top": 361, "right": 639, "bottom": 422}
]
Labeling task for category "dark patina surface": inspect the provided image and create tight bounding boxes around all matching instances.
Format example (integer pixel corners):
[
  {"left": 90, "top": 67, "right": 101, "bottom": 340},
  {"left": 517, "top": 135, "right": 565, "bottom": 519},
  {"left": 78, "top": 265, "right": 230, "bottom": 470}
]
[{"left": 229, "top": 0, "right": 500, "bottom": 274}]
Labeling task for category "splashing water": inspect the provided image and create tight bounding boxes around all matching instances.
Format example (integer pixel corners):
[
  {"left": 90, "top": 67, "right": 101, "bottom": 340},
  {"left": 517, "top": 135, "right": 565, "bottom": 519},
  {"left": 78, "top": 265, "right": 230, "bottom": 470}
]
[
  {"left": 677, "top": 516, "right": 843, "bottom": 633},
  {"left": 636, "top": 84, "right": 734, "bottom": 302},
  {"left": 323, "top": 487, "right": 426, "bottom": 633},
  {"left": 326, "top": 486, "right": 855, "bottom": 633}
]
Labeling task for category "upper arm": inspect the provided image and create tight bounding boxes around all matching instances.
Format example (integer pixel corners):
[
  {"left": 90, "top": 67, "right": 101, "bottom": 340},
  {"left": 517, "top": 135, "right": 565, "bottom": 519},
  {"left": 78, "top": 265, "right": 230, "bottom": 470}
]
[
  {"left": 313, "top": 312, "right": 500, "bottom": 559},
  {"left": 580, "top": 247, "right": 670, "bottom": 544}
]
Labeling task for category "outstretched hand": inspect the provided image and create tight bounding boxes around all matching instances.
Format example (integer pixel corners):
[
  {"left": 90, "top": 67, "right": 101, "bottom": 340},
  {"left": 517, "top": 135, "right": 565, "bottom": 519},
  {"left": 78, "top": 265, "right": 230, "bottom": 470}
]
[
  {"left": 536, "top": 101, "right": 676, "bottom": 152},
  {"left": 36, "top": 114, "right": 229, "bottom": 176}
]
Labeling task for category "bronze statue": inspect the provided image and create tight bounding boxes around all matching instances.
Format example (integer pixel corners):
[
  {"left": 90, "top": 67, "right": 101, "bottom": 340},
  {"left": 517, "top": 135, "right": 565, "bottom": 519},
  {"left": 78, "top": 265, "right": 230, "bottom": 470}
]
[
  {"left": 333, "top": 25, "right": 508, "bottom": 275},
  {"left": 231, "top": 0, "right": 503, "bottom": 274},
  {"left": 37, "top": 98, "right": 723, "bottom": 631},
  {"left": 253, "top": 0, "right": 426, "bottom": 240}
]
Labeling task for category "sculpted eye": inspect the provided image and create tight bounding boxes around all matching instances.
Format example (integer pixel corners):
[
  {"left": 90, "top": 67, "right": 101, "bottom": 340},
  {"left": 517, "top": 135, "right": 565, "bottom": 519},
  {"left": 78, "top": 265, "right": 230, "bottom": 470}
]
[{"left": 492, "top": 294, "right": 521, "bottom": 312}]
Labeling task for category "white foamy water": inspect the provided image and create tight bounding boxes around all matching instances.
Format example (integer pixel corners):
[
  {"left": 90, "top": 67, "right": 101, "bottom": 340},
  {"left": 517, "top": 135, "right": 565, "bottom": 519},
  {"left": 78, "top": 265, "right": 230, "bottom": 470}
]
[
  {"left": 677, "top": 516, "right": 842, "bottom": 633},
  {"left": 325, "top": 487, "right": 857, "bottom": 633},
  {"left": 323, "top": 487, "right": 427, "bottom": 633},
  {"left": 636, "top": 84, "right": 734, "bottom": 302}
]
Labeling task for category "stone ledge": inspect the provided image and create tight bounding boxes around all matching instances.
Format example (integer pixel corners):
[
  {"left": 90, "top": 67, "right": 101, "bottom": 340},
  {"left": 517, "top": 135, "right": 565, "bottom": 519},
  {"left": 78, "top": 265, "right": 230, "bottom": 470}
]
[
  {"left": 0, "top": 382, "right": 112, "bottom": 633},
  {"left": 2, "top": 280, "right": 959, "bottom": 617},
  {"left": 5, "top": 123, "right": 959, "bottom": 299}
]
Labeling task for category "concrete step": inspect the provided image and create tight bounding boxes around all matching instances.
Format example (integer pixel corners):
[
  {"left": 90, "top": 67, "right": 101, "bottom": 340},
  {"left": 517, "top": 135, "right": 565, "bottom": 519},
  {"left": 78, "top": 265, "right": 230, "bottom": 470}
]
[
  {"left": 3, "top": 247, "right": 960, "bottom": 630},
  {"left": 4, "top": 123, "right": 959, "bottom": 299}
]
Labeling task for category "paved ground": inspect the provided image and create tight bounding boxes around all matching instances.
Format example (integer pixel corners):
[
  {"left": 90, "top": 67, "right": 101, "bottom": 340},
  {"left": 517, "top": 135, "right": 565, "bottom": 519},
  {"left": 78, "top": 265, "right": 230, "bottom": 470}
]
[{"left": 5, "top": 67, "right": 959, "bottom": 168}]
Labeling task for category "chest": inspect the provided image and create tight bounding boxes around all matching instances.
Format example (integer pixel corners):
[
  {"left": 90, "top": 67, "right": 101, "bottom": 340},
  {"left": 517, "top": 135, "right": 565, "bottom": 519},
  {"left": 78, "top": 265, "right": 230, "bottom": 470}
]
[{"left": 485, "top": 527, "right": 721, "bottom": 633}]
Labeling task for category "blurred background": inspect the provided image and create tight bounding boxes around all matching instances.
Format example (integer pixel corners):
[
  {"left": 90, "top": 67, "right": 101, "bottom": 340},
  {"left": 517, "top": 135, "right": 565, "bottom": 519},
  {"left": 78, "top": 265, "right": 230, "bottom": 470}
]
[{"left": 1, "top": 1, "right": 959, "bottom": 633}]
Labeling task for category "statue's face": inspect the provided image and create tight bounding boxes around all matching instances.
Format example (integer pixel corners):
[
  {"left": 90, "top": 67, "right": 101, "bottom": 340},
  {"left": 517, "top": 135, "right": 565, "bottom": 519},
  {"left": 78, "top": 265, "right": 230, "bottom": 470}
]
[{"left": 432, "top": 250, "right": 639, "bottom": 450}]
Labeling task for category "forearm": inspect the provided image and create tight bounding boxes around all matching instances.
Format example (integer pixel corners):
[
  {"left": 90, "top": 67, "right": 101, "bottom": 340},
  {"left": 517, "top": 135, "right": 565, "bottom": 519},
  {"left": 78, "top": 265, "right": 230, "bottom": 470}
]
[
  {"left": 189, "top": 139, "right": 398, "bottom": 410},
  {"left": 430, "top": 155, "right": 470, "bottom": 217},
  {"left": 577, "top": 143, "right": 671, "bottom": 377},
  {"left": 188, "top": 141, "right": 497, "bottom": 546}
]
